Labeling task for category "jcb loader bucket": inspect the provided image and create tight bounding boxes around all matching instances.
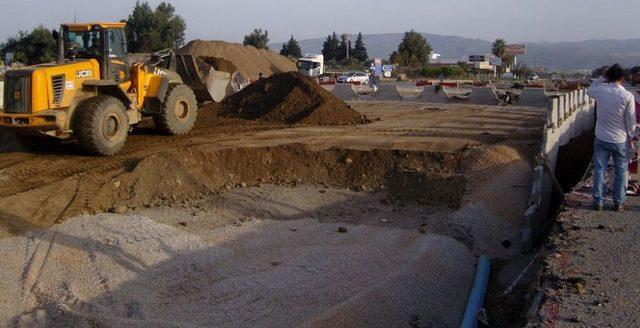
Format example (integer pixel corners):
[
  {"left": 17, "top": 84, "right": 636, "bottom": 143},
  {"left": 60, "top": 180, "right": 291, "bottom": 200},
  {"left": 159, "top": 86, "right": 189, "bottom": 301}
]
[{"left": 173, "top": 54, "right": 244, "bottom": 102}]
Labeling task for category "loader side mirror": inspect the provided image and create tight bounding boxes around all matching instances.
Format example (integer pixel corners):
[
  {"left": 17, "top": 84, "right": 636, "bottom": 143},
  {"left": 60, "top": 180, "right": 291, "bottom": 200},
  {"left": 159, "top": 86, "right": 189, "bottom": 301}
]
[{"left": 52, "top": 30, "right": 59, "bottom": 41}]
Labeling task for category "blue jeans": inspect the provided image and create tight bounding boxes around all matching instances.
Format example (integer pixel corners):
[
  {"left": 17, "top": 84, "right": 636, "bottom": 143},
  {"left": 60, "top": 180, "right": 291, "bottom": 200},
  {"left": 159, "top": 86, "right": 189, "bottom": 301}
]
[{"left": 593, "top": 138, "right": 629, "bottom": 206}]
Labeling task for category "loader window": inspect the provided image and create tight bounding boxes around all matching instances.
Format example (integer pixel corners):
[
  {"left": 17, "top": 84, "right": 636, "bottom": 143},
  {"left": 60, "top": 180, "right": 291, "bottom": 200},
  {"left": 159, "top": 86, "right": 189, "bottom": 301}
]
[
  {"left": 107, "top": 29, "right": 126, "bottom": 59},
  {"left": 64, "top": 30, "right": 102, "bottom": 59}
]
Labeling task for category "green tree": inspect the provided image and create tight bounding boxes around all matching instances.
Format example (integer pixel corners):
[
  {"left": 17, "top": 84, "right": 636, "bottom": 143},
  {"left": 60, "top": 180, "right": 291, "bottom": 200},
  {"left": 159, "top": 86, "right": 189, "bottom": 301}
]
[
  {"left": 492, "top": 39, "right": 516, "bottom": 74},
  {"left": 243, "top": 29, "right": 269, "bottom": 50},
  {"left": 393, "top": 30, "right": 432, "bottom": 68},
  {"left": 0, "top": 25, "right": 56, "bottom": 65},
  {"left": 492, "top": 39, "right": 506, "bottom": 58},
  {"left": 321, "top": 32, "right": 340, "bottom": 61},
  {"left": 124, "top": 1, "right": 186, "bottom": 52},
  {"left": 154, "top": 2, "right": 186, "bottom": 48},
  {"left": 352, "top": 32, "right": 368, "bottom": 63},
  {"left": 512, "top": 63, "right": 534, "bottom": 78},
  {"left": 280, "top": 35, "right": 302, "bottom": 58},
  {"left": 389, "top": 51, "right": 402, "bottom": 65}
]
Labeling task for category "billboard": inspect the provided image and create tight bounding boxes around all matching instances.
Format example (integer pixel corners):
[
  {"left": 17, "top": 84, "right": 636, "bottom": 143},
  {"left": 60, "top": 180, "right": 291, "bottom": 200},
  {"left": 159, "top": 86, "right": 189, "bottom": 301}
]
[
  {"left": 505, "top": 44, "right": 526, "bottom": 56},
  {"left": 469, "top": 55, "right": 487, "bottom": 62}
]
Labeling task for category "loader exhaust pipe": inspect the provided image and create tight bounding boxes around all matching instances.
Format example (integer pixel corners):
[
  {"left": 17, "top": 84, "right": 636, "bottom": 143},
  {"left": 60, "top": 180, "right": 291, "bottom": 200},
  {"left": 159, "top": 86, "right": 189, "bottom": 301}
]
[{"left": 53, "top": 29, "right": 64, "bottom": 64}]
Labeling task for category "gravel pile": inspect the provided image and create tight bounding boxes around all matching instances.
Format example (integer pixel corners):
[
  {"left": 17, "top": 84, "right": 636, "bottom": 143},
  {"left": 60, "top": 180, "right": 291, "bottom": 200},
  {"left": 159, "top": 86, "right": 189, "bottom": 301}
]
[{"left": 1, "top": 214, "right": 475, "bottom": 327}]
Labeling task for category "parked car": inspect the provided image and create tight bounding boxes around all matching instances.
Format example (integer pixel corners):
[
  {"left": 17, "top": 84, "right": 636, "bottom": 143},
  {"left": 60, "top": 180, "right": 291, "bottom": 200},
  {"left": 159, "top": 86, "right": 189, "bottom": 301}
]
[{"left": 337, "top": 71, "right": 369, "bottom": 84}]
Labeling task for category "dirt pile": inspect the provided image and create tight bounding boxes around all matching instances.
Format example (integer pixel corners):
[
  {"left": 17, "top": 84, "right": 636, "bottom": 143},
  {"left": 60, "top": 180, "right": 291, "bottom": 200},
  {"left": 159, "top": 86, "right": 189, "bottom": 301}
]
[
  {"left": 219, "top": 72, "right": 369, "bottom": 125},
  {"left": 200, "top": 56, "right": 237, "bottom": 74},
  {"left": 178, "top": 40, "right": 296, "bottom": 80}
]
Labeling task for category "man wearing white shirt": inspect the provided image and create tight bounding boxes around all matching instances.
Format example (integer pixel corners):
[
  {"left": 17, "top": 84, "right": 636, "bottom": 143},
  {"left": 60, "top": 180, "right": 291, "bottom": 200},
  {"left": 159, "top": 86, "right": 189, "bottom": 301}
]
[{"left": 587, "top": 64, "right": 637, "bottom": 212}]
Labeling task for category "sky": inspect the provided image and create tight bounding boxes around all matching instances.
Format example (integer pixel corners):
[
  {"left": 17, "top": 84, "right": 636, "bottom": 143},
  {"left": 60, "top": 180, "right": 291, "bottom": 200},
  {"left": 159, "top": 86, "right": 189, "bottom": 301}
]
[{"left": 0, "top": 0, "right": 638, "bottom": 44}]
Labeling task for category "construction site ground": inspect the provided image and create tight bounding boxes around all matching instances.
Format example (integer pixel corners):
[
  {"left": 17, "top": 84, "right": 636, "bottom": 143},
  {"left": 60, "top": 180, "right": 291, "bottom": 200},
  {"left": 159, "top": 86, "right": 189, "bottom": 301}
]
[
  {"left": 537, "top": 179, "right": 640, "bottom": 327},
  {"left": 0, "top": 101, "right": 548, "bottom": 327}
]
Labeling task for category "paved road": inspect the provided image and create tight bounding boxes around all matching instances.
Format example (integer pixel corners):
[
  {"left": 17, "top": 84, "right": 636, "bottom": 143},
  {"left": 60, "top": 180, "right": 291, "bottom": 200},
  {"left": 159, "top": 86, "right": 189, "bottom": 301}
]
[{"left": 537, "top": 181, "right": 640, "bottom": 327}]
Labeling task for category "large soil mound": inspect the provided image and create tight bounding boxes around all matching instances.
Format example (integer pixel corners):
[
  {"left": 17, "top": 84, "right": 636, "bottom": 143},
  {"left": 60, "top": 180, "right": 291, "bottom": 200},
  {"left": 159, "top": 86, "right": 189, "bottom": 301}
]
[
  {"left": 178, "top": 40, "right": 296, "bottom": 80},
  {"left": 219, "top": 72, "right": 369, "bottom": 125}
]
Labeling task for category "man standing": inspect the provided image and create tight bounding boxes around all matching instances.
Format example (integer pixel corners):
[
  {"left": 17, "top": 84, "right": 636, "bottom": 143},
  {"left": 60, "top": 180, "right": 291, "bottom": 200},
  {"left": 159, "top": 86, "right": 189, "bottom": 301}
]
[{"left": 587, "top": 64, "right": 637, "bottom": 212}]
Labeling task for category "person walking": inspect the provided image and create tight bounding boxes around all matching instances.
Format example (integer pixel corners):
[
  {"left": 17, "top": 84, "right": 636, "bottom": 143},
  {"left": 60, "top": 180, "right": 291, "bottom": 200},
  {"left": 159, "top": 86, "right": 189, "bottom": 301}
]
[{"left": 587, "top": 64, "right": 637, "bottom": 212}]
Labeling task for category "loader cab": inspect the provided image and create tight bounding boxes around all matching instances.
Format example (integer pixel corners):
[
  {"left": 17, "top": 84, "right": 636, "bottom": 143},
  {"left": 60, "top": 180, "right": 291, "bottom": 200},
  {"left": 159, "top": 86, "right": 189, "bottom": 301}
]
[{"left": 59, "top": 23, "right": 129, "bottom": 83}]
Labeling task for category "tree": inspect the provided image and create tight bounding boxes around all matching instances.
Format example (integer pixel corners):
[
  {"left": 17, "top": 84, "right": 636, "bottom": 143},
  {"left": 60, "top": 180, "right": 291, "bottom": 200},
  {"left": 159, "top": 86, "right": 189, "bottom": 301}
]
[
  {"left": 321, "top": 32, "right": 340, "bottom": 61},
  {"left": 393, "top": 30, "right": 432, "bottom": 67},
  {"left": 154, "top": 2, "right": 186, "bottom": 48},
  {"left": 492, "top": 39, "right": 516, "bottom": 74},
  {"left": 243, "top": 29, "right": 269, "bottom": 50},
  {"left": 389, "top": 51, "right": 402, "bottom": 65},
  {"left": 512, "top": 63, "right": 534, "bottom": 78},
  {"left": 352, "top": 32, "right": 368, "bottom": 63},
  {"left": 0, "top": 25, "right": 56, "bottom": 65},
  {"left": 280, "top": 35, "right": 302, "bottom": 58},
  {"left": 124, "top": 1, "right": 186, "bottom": 52},
  {"left": 492, "top": 39, "right": 507, "bottom": 58}
]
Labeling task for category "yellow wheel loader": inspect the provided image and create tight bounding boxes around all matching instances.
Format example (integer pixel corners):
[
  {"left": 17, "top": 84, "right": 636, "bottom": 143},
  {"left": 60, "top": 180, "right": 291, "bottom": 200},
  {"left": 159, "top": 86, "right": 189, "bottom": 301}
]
[{"left": 0, "top": 22, "right": 198, "bottom": 155}]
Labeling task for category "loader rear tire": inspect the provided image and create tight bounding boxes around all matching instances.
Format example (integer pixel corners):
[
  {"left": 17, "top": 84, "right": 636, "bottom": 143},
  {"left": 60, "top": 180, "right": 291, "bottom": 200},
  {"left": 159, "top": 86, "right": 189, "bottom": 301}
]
[
  {"left": 154, "top": 84, "right": 198, "bottom": 135},
  {"left": 73, "top": 95, "right": 129, "bottom": 156}
]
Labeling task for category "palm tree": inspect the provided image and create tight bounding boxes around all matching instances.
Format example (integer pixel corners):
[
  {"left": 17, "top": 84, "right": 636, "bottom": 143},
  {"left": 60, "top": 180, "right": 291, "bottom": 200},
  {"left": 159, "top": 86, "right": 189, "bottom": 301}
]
[{"left": 492, "top": 39, "right": 506, "bottom": 58}]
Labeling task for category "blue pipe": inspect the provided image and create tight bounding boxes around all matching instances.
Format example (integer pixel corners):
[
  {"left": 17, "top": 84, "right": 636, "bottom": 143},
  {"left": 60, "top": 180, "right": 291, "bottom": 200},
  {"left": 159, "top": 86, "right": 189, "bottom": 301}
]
[{"left": 460, "top": 255, "right": 491, "bottom": 328}]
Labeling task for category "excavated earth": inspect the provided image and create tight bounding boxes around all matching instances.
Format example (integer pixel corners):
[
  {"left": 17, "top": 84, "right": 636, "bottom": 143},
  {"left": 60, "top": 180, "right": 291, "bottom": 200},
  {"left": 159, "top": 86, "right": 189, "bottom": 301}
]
[
  {"left": 0, "top": 100, "right": 548, "bottom": 327},
  {"left": 220, "top": 72, "right": 369, "bottom": 125}
]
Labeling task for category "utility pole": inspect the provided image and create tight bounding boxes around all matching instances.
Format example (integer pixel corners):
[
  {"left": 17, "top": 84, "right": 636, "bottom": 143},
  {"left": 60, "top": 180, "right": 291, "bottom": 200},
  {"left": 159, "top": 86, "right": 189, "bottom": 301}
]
[
  {"left": 342, "top": 34, "right": 350, "bottom": 60},
  {"left": 74, "top": 10, "right": 77, "bottom": 24}
]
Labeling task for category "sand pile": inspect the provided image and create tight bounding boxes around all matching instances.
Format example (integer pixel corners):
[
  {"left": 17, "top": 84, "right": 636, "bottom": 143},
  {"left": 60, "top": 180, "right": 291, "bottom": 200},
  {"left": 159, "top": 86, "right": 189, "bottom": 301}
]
[
  {"left": 178, "top": 40, "right": 296, "bottom": 80},
  {"left": 0, "top": 214, "right": 475, "bottom": 327},
  {"left": 452, "top": 143, "right": 533, "bottom": 255},
  {"left": 219, "top": 72, "right": 369, "bottom": 125}
]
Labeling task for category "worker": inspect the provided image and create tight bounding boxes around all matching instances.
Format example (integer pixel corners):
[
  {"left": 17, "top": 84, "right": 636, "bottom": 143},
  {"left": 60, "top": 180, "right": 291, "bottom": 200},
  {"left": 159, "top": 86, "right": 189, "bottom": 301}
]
[
  {"left": 87, "top": 35, "right": 101, "bottom": 56},
  {"left": 587, "top": 64, "right": 637, "bottom": 212}
]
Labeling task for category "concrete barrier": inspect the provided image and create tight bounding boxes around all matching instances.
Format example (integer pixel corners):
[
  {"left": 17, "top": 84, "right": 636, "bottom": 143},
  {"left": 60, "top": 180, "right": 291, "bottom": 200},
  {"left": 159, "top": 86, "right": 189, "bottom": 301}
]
[
  {"left": 332, "top": 83, "right": 357, "bottom": 101},
  {"left": 321, "top": 85, "right": 335, "bottom": 93},
  {"left": 419, "top": 85, "right": 449, "bottom": 103},
  {"left": 522, "top": 92, "right": 595, "bottom": 252},
  {"left": 372, "top": 84, "right": 402, "bottom": 101},
  {"left": 468, "top": 87, "right": 499, "bottom": 106},
  {"left": 519, "top": 88, "right": 548, "bottom": 107}
]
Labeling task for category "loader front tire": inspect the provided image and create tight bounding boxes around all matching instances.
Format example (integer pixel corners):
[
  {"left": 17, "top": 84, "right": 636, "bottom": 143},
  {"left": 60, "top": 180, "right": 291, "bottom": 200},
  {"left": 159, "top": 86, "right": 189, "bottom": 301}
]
[
  {"left": 154, "top": 84, "right": 198, "bottom": 135},
  {"left": 73, "top": 95, "right": 129, "bottom": 156}
]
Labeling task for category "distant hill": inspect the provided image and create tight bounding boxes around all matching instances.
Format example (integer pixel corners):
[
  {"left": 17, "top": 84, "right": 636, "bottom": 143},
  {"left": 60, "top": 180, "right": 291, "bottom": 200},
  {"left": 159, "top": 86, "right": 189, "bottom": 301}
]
[{"left": 272, "top": 33, "right": 640, "bottom": 71}]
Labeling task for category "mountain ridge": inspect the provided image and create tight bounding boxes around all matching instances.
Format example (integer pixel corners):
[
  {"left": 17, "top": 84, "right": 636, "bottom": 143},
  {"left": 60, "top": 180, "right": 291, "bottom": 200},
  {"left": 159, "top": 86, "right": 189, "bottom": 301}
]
[{"left": 271, "top": 33, "right": 640, "bottom": 71}]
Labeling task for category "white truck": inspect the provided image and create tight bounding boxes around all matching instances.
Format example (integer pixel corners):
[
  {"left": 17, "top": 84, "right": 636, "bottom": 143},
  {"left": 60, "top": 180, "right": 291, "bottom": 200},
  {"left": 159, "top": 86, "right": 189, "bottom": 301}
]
[{"left": 297, "top": 54, "right": 324, "bottom": 78}]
